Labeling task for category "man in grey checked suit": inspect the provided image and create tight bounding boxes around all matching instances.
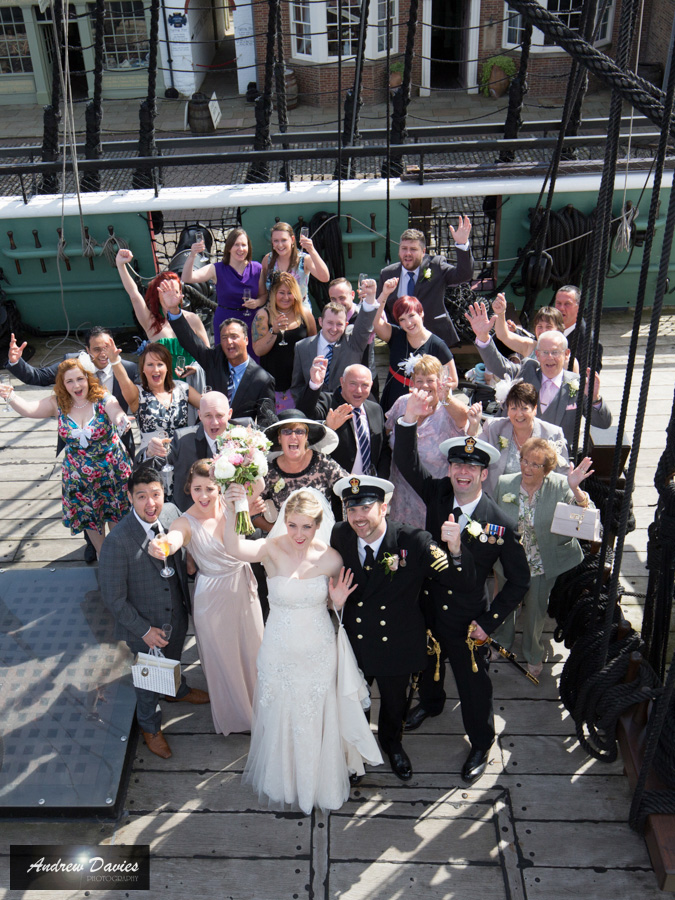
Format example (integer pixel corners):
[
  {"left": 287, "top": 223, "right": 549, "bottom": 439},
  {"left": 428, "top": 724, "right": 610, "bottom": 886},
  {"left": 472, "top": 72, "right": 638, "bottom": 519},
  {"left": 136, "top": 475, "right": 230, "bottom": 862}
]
[
  {"left": 290, "top": 298, "right": 378, "bottom": 404},
  {"left": 99, "top": 468, "right": 209, "bottom": 759},
  {"left": 466, "top": 302, "right": 611, "bottom": 446},
  {"left": 377, "top": 221, "right": 474, "bottom": 349}
]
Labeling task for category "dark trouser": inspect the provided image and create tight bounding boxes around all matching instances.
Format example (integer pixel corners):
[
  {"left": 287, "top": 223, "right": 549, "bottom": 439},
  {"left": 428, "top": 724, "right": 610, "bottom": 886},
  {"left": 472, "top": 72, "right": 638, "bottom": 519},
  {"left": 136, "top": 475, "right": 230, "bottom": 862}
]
[
  {"left": 366, "top": 673, "right": 411, "bottom": 754},
  {"left": 127, "top": 604, "right": 189, "bottom": 734},
  {"left": 418, "top": 627, "right": 494, "bottom": 752}
]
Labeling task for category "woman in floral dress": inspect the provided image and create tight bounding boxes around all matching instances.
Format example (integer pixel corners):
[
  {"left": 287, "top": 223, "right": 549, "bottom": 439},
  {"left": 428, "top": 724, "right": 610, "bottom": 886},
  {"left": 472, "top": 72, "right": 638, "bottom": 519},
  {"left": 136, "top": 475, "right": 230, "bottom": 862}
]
[
  {"left": 108, "top": 340, "right": 201, "bottom": 452},
  {"left": 0, "top": 359, "right": 132, "bottom": 556}
]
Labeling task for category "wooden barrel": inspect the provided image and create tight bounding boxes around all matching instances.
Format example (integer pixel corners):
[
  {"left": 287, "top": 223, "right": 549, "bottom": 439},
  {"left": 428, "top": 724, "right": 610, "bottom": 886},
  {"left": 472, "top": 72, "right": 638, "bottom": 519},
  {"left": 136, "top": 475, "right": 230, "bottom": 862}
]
[{"left": 187, "top": 92, "right": 215, "bottom": 134}]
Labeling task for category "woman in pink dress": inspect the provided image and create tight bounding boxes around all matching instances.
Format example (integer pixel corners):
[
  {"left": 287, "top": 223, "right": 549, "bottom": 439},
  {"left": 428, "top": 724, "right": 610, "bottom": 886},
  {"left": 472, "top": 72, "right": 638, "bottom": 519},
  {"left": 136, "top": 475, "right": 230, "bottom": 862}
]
[{"left": 153, "top": 459, "right": 264, "bottom": 735}]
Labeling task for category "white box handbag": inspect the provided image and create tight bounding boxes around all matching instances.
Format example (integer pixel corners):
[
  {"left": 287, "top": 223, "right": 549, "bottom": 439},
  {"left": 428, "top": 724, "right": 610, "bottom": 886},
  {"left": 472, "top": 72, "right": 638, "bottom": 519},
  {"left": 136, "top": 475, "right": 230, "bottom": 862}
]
[
  {"left": 132, "top": 649, "right": 181, "bottom": 696},
  {"left": 550, "top": 502, "right": 601, "bottom": 542}
]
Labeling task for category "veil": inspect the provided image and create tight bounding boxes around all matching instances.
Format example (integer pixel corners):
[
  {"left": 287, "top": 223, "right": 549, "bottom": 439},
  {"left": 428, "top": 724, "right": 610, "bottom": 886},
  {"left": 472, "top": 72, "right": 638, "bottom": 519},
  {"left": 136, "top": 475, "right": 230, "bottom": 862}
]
[{"left": 268, "top": 487, "right": 335, "bottom": 546}]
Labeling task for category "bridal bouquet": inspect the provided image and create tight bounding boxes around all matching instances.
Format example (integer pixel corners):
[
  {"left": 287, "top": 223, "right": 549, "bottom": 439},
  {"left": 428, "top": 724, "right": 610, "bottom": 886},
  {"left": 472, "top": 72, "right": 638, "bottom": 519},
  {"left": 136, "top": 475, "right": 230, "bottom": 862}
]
[{"left": 212, "top": 425, "right": 272, "bottom": 535}]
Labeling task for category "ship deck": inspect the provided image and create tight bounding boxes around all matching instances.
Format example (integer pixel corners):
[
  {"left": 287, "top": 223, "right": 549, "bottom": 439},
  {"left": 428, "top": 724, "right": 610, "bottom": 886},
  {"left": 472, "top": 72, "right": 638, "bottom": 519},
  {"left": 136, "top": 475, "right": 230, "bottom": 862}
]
[{"left": 0, "top": 308, "right": 673, "bottom": 899}]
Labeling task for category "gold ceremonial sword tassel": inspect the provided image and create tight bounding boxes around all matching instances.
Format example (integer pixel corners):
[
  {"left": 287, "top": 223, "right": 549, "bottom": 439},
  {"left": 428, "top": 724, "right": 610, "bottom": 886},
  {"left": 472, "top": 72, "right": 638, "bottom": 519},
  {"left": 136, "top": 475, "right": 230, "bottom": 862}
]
[
  {"left": 426, "top": 629, "right": 442, "bottom": 681},
  {"left": 465, "top": 623, "right": 539, "bottom": 684}
]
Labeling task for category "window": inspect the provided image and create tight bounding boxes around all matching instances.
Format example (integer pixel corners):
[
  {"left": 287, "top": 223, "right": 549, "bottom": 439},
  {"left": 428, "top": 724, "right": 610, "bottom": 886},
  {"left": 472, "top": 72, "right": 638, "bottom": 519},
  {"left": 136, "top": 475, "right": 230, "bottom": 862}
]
[
  {"left": 291, "top": 0, "right": 398, "bottom": 62},
  {"left": 95, "top": 1, "right": 149, "bottom": 71},
  {"left": 0, "top": 7, "right": 32, "bottom": 75},
  {"left": 503, "top": 1, "right": 614, "bottom": 51},
  {"left": 291, "top": 1, "right": 312, "bottom": 57}
]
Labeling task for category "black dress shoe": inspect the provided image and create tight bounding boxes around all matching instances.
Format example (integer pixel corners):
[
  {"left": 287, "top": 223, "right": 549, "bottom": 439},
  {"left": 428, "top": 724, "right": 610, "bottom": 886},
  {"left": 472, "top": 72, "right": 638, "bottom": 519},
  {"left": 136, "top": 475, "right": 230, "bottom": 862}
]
[
  {"left": 404, "top": 704, "right": 440, "bottom": 732},
  {"left": 387, "top": 747, "right": 413, "bottom": 781},
  {"left": 461, "top": 746, "right": 491, "bottom": 784},
  {"left": 84, "top": 541, "right": 97, "bottom": 564},
  {"left": 349, "top": 773, "right": 364, "bottom": 787}
]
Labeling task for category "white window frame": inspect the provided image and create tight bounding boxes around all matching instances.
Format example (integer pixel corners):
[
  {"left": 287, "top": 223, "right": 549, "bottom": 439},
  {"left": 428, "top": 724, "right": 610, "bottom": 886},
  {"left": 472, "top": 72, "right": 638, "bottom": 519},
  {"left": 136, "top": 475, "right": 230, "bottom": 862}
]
[
  {"left": 503, "top": 1, "right": 615, "bottom": 52},
  {"left": 290, "top": 0, "right": 399, "bottom": 63}
]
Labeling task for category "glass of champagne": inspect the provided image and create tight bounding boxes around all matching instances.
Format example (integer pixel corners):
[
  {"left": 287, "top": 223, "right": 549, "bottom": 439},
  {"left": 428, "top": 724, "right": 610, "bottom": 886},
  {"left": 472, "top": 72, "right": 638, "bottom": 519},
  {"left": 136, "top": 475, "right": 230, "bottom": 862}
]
[
  {"left": 438, "top": 368, "right": 452, "bottom": 406},
  {"left": 0, "top": 374, "right": 11, "bottom": 412},
  {"left": 175, "top": 355, "right": 186, "bottom": 377},
  {"left": 278, "top": 313, "right": 288, "bottom": 347},
  {"left": 195, "top": 230, "right": 203, "bottom": 247},
  {"left": 161, "top": 623, "right": 173, "bottom": 643},
  {"left": 156, "top": 538, "right": 175, "bottom": 579},
  {"left": 242, "top": 287, "right": 252, "bottom": 309},
  {"left": 300, "top": 226, "right": 309, "bottom": 240},
  {"left": 158, "top": 430, "right": 173, "bottom": 473}
]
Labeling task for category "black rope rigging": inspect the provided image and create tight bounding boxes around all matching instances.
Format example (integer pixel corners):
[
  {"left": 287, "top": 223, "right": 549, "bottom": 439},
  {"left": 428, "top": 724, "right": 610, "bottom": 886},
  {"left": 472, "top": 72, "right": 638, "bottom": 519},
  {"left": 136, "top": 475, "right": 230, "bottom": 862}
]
[
  {"left": 499, "top": 20, "right": 532, "bottom": 164},
  {"left": 81, "top": 0, "right": 105, "bottom": 193},
  {"left": 334, "top": 0, "right": 369, "bottom": 181},
  {"left": 132, "top": 0, "right": 160, "bottom": 190},
  {"left": 39, "top": 0, "right": 63, "bottom": 196},
  {"left": 274, "top": 0, "right": 291, "bottom": 188},
  {"left": 382, "top": 0, "right": 418, "bottom": 178},
  {"left": 245, "top": 0, "right": 277, "bottom": 184}
]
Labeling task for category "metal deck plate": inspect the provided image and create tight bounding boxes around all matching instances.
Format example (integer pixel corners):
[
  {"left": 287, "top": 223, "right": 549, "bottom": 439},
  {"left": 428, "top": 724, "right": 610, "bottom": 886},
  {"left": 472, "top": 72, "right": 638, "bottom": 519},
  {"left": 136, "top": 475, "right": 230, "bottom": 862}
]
[{"left": 0, "top": 568, "right": 136, "bottom": 814}]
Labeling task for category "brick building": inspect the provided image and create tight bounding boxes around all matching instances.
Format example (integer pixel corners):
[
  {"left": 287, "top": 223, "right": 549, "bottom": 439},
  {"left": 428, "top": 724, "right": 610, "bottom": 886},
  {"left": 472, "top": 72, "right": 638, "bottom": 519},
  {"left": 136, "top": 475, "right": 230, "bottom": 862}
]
[{"left": 247, "top": 0, "right": 653, "bottom": 109}]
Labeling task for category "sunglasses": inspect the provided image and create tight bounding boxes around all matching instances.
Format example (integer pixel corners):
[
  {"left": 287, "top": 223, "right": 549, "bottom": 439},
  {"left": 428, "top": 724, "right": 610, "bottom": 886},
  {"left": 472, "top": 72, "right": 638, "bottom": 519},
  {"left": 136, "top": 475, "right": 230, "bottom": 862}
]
[{"left": 280, "top": 427, "right": 309, "bottom": 436}]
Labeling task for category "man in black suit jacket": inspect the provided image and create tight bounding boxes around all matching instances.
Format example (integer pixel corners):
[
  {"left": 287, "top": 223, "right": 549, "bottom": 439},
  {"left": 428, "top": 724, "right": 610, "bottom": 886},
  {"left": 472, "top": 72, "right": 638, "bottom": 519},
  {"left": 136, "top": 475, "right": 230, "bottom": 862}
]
[
  {"left": 297, "top": 363, "right": 390, "bottom": 477},
  {"left": 377, "top": 221, "right": 474, "bottom": 349},
  {"left": 99, "top": 468, "right": 209, "bottom": 759},
  {"left": 331, "top": 475, "right": 476, "bottom": 782},
  {"left": 555, "top": 285, "right": 603, "bottom": 372},
  {"left": 162, "top": 287, "right": 275, "bottom": 421},
  {"left": 394, "top": 403, "right": 530, "bottom": 784}
]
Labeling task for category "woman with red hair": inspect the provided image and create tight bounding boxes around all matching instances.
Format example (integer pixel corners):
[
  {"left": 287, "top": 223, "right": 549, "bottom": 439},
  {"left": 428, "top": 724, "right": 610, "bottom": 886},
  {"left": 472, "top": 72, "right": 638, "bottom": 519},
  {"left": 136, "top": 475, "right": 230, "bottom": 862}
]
[
  {"left": 115, "top": 249, "right": 209, "bottom": 409},
  {"left": 0, "top": 359, "right": 131, "bottom": 556},
  {"left": 367, "top": 277, "right": 458, "bottom": 412}
]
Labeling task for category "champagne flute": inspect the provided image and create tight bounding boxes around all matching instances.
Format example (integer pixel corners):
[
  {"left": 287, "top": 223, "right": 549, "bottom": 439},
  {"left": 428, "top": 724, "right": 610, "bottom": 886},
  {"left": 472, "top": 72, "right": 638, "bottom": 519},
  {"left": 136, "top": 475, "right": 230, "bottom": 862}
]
[
  {"left": 300, "top": 226, "right": 309, "bottom": 240},
  {"left": 158, "top": 430, "right": 173, "bottom": 473},
  {"left": 161, "top": 623, "right": 173, "bottom": 643},
  {"left": 438, "top": 368, "right": 452, "bottom": 406},
  {"left": 242, "top": 287, "right": 252, "bottom": 309},
  {"left": 175, "top": 355, "right": 186, "bottom": 377},
  {"left": 0, "top": 374, "right": 11, "bottom": 412},
  {"left": 195, "top": 230, "right": 203, "bottom": 247},
  {"left": 156, "top": 538, "right": 175, "bottom": 579},
  {"left": 278, "top": 314, "right": 288, "bottom": 347}
]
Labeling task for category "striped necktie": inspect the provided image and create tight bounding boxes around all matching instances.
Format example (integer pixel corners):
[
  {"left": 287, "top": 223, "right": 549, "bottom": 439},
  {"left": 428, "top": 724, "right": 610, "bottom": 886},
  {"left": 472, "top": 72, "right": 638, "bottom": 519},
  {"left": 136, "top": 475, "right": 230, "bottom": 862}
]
[
  {"left": 324, "top": 343, "right": 335, "bottom": 386},
  {"left": 226, "top": 365, "right": 235, "bottom": 403},
  {"left": 353, "top": 406, "right": 372, "bottom": 475}
]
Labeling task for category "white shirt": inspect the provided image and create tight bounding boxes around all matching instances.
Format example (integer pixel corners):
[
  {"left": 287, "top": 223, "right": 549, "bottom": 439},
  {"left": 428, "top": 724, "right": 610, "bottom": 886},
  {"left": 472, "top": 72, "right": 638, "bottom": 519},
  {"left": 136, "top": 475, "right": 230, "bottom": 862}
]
[
  {"left": 564, "top": 323, "right": 576, "bottom": 338},
  {"left": 205, "top": 433, "right": 218, "bottom": 455},
  {"left": 96, "top": 362, "right": 114, "bottom": 392},
  {"left": 134, "top": 510, "right": 163, "bottom": 540},
  {"left": 358, "top": 532, "right": 386, "bottom": 567},
  {"left": 398, "top": 266, "right": 421, "bottom": 297},
  {"left": 453, "top": 494, "right": 482, "bottom": 532}
]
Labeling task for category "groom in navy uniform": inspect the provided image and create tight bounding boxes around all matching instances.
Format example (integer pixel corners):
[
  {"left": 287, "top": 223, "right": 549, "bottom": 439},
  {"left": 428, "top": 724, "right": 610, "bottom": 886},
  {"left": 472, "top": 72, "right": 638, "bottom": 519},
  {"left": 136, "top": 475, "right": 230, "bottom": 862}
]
[
  {"left": 330, "top": 475, "right": 476, "bottom": 782},
  {"left": 394, "top": 401, "right": 530, "bottom": 784}
]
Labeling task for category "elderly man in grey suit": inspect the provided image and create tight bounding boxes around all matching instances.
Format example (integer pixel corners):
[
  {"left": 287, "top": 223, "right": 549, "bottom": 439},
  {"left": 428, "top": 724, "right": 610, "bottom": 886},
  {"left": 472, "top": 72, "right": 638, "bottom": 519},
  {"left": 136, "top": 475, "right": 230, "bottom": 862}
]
[
  {"left": 290, "top": 298, "right": 378, "bottom": 404},
  {"left": 466, "top": 302, "right": 611, "bottom": 446},
  {"left": 99, "top": 468, "right": 209, "bottom": 759},
  {"left": 377, "top": 221, "right": 474, "bottom": 349}
]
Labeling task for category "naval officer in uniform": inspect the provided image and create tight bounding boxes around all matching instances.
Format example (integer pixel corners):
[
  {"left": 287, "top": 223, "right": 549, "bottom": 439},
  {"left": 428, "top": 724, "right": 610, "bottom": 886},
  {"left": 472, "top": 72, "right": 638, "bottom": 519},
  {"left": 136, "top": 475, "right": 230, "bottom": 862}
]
[
  {"left": 330, "top": 475, "right": 476, "bottom": 782},
  {"left": 394, "top": 396, "right": 530, "bottom": 784}
]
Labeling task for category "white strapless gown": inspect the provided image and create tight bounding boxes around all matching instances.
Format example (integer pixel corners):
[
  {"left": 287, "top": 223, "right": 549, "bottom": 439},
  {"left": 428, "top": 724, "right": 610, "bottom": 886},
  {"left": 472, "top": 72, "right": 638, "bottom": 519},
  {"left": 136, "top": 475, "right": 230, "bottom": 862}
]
[{"left": 243, "top": 574, "right": 379, "bottom": 815}]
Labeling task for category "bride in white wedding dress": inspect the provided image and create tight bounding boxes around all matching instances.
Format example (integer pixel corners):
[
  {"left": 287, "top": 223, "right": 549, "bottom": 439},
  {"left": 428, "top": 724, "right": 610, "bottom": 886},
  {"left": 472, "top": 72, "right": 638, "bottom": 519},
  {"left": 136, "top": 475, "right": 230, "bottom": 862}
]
[{"left": 223, "top": 484, "right": 382, "bottom": 815}]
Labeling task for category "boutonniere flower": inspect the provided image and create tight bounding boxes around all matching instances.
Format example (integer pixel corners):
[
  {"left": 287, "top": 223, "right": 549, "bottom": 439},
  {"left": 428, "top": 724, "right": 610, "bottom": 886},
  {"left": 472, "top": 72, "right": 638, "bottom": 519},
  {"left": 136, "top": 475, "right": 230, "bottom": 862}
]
[
  {"left": 381, "top": 553, "right": 400, "bottom": 577},
  {"left": 502, "top": 493, "right": 518, "bottom": 504},
  {"left": 465, "top": 518, "right": 483, "bottom": 539},
  {"left": 273, "top": 479, "right": 286, "bottom": 494},
  {"left": 422, "top": 266, "right": 432, "bottom": 281},
  {"left": 567, "top": 380, "right": 580, "bottom": 399},
  {"left": 498, "top": 436, "right": 509, "bottom": 450}
]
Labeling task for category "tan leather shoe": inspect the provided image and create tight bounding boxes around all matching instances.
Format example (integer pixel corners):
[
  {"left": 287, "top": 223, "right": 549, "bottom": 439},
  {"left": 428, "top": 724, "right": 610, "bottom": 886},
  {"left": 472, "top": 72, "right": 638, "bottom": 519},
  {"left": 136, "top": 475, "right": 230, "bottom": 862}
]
[
  {"left": 164, "top": 687, "right": 210, "bottom": 705},
  {"left": 142, "top": 730, "right": 172, "bottom": 759}
]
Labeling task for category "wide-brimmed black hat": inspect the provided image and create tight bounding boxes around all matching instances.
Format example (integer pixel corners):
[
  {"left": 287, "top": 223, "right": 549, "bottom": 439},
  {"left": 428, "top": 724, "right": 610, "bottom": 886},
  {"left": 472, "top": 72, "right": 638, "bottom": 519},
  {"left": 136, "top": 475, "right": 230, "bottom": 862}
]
[{"left": 264, "top": 409, "right": 338, "bottom": 455}]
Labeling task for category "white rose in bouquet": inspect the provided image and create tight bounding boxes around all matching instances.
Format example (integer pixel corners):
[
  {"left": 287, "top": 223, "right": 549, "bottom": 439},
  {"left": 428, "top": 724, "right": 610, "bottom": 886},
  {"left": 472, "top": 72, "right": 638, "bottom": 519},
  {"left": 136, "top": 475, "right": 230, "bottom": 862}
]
[
  {"left": 213, "top": 457, "right": 235, "bottom": 481},
  {"left": 252, "top": 449, "right": 268, "bottom": 477}
]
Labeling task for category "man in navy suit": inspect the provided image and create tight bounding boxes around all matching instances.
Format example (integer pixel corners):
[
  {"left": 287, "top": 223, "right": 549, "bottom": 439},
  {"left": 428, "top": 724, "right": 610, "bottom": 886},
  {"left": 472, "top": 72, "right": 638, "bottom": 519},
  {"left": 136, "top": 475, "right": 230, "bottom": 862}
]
[
  {"left": 377, "top": 220, "right": 474, "bottom": 349},
  {"left": 394, "top": 407, "right": 530, "bottom": 785},
  {"left": 160, "top": 282, "right": 275, "bottom": 422}
]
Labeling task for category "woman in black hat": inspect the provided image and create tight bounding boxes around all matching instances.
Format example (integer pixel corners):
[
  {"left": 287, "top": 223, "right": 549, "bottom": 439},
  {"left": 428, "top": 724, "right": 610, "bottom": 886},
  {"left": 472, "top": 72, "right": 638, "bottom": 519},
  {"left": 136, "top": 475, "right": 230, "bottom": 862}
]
[{"left": 256, "top": 409, "right": 348, "bottom": 531}]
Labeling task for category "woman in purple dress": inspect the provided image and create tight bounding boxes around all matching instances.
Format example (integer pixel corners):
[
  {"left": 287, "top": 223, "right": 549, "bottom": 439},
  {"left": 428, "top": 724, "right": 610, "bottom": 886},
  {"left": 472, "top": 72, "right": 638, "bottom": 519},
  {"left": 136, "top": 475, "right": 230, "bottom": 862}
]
[{"left": 182, "top": 228, "right": 266, "bottom": 362}]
